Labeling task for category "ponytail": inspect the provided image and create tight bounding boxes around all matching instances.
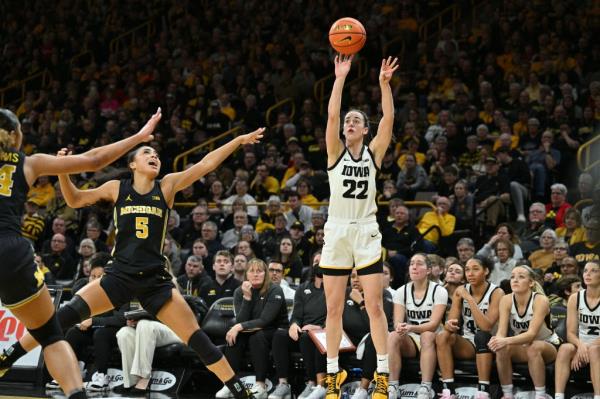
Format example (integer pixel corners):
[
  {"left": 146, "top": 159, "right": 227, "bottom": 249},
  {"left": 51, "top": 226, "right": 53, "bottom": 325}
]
[
  {"left": 0, "top": 108, "right": 19, "bottom": 153},
  {"left": 531, "top": 280, "right": 545, "bottom": 295},
  {"left": 0, "top": 128, "right": 12, "bottom": 152}
]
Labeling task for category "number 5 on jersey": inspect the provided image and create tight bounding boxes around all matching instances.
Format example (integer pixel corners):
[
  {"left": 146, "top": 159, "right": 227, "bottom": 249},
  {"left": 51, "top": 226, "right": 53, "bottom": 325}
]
[
  {"left": 136, "top": 217, "right": 149, "bottom": 239},
  {"left": 0, "top": 164, "right": 17, "bottom": 197}
]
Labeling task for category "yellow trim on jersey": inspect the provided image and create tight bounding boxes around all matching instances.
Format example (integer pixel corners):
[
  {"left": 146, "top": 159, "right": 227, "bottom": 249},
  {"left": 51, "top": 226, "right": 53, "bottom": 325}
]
[
  {"left": 355, "top": 256, "right": 382, "bottom": 270},
  {"left": 159, "top": 209, "right": 169, "bottom": 255},
  {"left": 111, "top": 207, "right": 118, "bottom": 257},
  {"left": 3, "top": 286, "right": 44, "bottom": 310}
]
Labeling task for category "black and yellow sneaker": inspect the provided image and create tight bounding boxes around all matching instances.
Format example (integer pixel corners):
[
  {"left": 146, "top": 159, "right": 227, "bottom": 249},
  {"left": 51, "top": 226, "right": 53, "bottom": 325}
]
[
  {"left": 372, "top": 372, "right": 389, "bottom": 399},
  {"left": 0, "top": 349, "right": 14, "bottom": 378},
  {"left": 324, "top": 369, "right": 347, "bottom": 399}
]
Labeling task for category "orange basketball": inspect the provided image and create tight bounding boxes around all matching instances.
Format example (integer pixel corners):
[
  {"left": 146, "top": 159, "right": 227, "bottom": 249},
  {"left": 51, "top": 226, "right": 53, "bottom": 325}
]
[{"left": 329, "top": 17, "right": 366, "bottom": 55}]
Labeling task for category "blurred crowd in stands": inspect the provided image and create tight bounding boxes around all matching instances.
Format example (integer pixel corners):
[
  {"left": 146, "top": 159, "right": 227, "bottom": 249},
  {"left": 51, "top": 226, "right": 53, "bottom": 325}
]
[{"left": 2, "top": 0, "right": 599, "bottom": 393}]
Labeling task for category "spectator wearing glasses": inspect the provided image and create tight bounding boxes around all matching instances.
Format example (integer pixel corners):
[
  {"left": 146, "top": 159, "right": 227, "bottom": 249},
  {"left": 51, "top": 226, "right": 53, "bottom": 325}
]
[
  {"left": 41, "top": 216, "right": 76, "bottom": 257},
  {"left": 268, "top": 260, "right": 296, "bottom": 300},
  {"left": 528, "top": 229, "right": 558, "bottom": 272},
  {"left": 42, "top": 233, "right": 77, "bottom": 281},
  {"left": 548, "top": 241, "right": 571, "bottom": 273},
  {"left": 555, "top": 208, "right": 586, "bottom": 245},
  {"left": 545, "top": 183, "right": 572, "bottom": 229}
]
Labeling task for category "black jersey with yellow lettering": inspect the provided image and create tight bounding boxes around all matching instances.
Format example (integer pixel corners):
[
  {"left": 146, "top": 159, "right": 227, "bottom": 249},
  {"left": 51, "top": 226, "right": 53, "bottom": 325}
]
[
  {"left": 0, "top": 149, "right": 28, "bottom": 235},
  {"left": 112, "top": 179, "right": 170, "bottom": 273}
]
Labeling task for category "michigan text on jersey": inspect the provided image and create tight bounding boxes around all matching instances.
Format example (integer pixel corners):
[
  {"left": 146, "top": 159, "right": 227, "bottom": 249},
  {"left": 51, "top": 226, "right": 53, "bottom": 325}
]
[{"left": 119, "top": 205, "right": 163, "bottom": 217}]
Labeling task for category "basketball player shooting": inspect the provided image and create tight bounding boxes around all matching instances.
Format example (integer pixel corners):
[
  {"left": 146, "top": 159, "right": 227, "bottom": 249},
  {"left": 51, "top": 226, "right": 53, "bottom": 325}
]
[{"left": 319, "top": 54, "right": 398, "bottom": 399}]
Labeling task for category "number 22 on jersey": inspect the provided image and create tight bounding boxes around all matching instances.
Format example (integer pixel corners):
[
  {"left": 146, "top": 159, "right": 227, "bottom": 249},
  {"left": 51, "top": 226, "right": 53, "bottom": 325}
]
[{"left": 0, "top": 164, "right": 17, "bottom": 197}]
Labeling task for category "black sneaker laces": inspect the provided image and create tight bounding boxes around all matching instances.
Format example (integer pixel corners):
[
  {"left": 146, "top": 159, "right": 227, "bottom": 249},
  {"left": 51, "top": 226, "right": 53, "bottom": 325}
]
[
  {"left": 374, "top": 374, "right": 388, "bottom": 393},
  {"left": 325, "top": 373, "right": 338, "bottom": 396}
]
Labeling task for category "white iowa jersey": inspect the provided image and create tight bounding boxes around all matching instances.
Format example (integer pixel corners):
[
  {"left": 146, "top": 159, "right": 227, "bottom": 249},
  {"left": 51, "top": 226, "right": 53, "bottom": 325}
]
[
  {"left": 394, "top": 281, "right": 447, "bottom": 326},
  {"left": 462, "top": 282, "right": 498, "bottom": 343},
  {"left": 327, "top": 145, "right": 378, "bottom": 220},
  {"left": 510, "top": 292, "right": 559, "bottom": 344},
  {"left": 577, "top": 290, "right": 600, "bottom": 343}
]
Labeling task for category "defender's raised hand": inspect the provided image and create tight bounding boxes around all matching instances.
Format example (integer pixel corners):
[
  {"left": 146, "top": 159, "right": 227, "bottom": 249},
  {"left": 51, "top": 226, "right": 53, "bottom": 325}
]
[
  {"left": 238, "top": 127, "right": 265, "bottom": 145},
  {"left": 136, "top": 107, "right": 162, "bottom": 143}
]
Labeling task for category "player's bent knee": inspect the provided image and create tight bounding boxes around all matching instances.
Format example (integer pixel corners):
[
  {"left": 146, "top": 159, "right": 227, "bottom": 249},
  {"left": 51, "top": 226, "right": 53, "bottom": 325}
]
[
  {"left": 557, "top": 343, "right": 575, "bottom": 356},
  {"left": 420, "top": 333, "right": 435, "bottom": 348},
  {"left": 436, "top": 330, "right": 450, "bottom": 344},
  {"left": 474, "top": 331, "right": 492, "bottom": 353},
  {"left": 29, "top": 314, "right": 63, "bottom": 348},
  {"left": 58, "top": 295, "right": 91, "bottom": 331},
  {"left": 388, "top": 332, "right": 401, "bottom": 345},
  {"left": 526, "top": 343, "right": 542, "bottom": 356},
  {"left": 188, "top": 329, "right": 223, "bottom": 366}
]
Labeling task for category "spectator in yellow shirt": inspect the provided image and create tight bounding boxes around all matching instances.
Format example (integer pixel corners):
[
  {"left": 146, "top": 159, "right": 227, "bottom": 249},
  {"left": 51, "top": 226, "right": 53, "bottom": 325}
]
[
  {"left": 27, "top": 175, "right": 56, "bottom": 208},
  {"left": 555, "top": 208, "right": 587, "bottom": 245},
  {"left": 255, "top": 196, "right": 283, "bottom": 234},
  {"left": 397, "top": 139, "right": 426, "bottom": 168},
  {"left": 417, "top": 196, "right": 456, "bottom": 249},
  {"left": 250, "top": 163, "right": 280, "bottom": 201}
]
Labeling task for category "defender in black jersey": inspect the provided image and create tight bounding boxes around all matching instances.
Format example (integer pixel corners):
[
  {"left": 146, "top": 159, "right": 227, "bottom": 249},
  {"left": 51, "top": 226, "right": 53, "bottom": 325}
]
[
  {"left": 0, "top": 107, "right": 162, "bottom": 399},
  {"left": 3, "top": 127, "right": 265, "bottom": 399}
]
